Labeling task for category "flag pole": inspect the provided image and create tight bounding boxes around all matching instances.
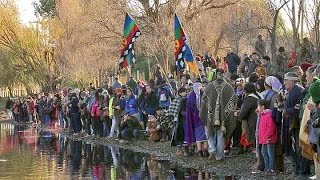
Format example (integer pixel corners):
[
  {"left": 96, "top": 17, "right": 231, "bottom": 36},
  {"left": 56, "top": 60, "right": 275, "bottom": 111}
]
[{"left": 153, "top": 54, "right": 176, "bottom": 97}]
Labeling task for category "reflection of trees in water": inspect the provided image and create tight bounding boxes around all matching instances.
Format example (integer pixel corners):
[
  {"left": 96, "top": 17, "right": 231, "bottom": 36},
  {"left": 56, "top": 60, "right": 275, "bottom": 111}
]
[
  {"left": 70, "top": 140, "right": 82, "bottom": 175},
  {"left": 1, "top": 126, "right": 231, "bottom": 180}
]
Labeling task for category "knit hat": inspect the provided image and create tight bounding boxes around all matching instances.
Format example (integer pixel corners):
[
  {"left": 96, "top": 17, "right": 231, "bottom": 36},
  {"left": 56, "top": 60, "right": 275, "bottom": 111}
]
[
  {"left": 284, "top": 72, "right": 299, "bottom": 81},
  {"left": 309, "top": 77, "right": 320, "bottom": 104},
  {"left": 300, "top": 62, "right": 313, "bottom": 72}
]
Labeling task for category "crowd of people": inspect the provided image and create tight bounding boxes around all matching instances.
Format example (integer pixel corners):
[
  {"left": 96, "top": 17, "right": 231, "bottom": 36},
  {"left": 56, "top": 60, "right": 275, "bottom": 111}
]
[{"left": 4, "top": 40, "right": 320, "bottom": 179}]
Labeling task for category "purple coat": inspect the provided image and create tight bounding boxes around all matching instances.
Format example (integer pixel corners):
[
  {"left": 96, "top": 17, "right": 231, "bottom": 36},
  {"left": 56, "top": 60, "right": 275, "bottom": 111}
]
[{"left": 184, "top": 92, "right": 205, "bottom": 145}]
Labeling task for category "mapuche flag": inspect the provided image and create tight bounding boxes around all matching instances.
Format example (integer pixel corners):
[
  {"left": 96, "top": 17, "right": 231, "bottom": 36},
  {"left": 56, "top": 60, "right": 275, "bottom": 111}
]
[
  {"left": 174, "top": 14, "right": 199, "bottom": 76},
  {"left": 119, "top": 14, "right": 141, "bottom": 68}
]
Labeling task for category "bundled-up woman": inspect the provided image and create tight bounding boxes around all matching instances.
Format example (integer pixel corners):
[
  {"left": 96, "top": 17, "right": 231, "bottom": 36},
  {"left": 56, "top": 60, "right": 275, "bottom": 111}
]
[
  {"left": 12, "top": 99, "right": 22, "bottom": 122},
  {"left": 238, "top": 82, "right": 262, "bottom": 172},
  {"left": 139, "top": 85, "right": 159, "bottom": 128},
  {"left": 109, "top": 88, "right": 124, "bottom": 138},
  {"left": 91, "top": 91, "right": 103, "bottom": 138},
  {"left": 68, "top": 92, "right": 81, "bottom": 135},
  {"left": 185, "top": 82, "right": 209, "bottom": 157},
  {"left": 125, "top": 88, "right": 140, "bottom": 127}
]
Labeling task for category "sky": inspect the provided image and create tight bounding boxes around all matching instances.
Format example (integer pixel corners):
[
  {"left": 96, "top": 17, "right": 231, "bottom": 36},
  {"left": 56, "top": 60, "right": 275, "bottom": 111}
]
[{"left": 16, "top": 0, "right": 38, "bottom": 24}]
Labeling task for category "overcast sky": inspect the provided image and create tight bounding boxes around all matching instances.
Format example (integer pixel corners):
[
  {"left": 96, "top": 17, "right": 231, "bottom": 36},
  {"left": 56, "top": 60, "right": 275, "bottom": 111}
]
[{"left": 16, "top": 0, "right": 38, "bottom": 24}]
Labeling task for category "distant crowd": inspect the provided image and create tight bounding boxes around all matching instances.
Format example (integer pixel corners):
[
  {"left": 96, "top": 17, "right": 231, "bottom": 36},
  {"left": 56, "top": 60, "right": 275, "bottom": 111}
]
[{"left": 5, "top": 35, "right": 320, "bottom": 179}]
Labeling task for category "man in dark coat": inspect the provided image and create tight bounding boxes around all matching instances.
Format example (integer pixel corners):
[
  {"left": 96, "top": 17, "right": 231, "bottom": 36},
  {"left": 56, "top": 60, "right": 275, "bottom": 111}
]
[
  {"left": 226, "top": 51, "right": 241, "bottom": 76},
  {"left": 283, "top": 72, "right": 310, "bottom": 178}
]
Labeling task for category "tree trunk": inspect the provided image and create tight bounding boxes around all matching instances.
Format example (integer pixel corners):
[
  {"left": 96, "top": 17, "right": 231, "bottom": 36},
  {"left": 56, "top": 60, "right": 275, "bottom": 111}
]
[
  {"left": 8, "top": 86, "right": 13, "bottom": 97},
  {"left": 213, "top": 30, "right": 225, "bottom": 57}
]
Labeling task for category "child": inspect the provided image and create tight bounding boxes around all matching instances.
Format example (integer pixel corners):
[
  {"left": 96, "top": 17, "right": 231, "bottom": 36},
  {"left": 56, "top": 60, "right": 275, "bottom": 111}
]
[
  {"left": 146, "top": 115, "right": 161, "bottom": 142},
  {"left": 257, "top": 99, "right": 277, "bottom": 174}
]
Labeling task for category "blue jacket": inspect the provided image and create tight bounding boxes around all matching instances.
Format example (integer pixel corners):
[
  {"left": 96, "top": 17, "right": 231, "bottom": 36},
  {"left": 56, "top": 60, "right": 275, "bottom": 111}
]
[
  {"left": 139, "top": 91, "right": 158, "bottom": 115},
  {"left": 125, "top": 95, "right": 139, "bottom": 115},
  {"left": 158, "top": 84, "right": 173, "bottom": 108}
]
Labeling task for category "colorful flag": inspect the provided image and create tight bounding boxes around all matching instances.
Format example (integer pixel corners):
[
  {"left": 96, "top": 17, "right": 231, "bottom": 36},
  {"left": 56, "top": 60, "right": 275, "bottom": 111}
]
[
  {"left": 174, "top": 14, "right": 199, "bottom": 75},
  {"left": 119, "top": 14, "right": 141, "bottom": 68}
]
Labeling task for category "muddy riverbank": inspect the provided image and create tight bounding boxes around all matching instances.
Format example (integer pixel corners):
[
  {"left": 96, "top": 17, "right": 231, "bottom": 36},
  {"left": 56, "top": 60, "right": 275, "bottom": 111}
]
[{"left": 63, "top": 130, "right": 297, "bottom": 180}]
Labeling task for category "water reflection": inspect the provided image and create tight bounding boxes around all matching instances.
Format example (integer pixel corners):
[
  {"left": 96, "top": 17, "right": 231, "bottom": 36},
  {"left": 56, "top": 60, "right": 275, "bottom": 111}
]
[{"left": 0, "top": 123, "right": 238, "bottom": 180}]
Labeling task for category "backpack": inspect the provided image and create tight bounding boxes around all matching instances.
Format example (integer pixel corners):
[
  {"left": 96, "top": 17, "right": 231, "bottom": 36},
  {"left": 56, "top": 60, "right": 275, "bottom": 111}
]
[{"left": 159, "top": 87, "right": 170, "bottom": 102}]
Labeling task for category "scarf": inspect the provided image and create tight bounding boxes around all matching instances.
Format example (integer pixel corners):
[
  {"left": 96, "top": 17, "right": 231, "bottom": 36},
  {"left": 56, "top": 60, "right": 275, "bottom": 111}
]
[
  {"left": 193, "top": 82, "right": 202, "bottom": 110},
  {"left": 265, "top": 76, "right": 282, "bottom": 93}
]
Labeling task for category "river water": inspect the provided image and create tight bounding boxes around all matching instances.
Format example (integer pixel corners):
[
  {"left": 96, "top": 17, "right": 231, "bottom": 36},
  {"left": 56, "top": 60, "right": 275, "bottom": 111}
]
[{"left": 0, "top": 123, "right": 236, "bottom": 180}]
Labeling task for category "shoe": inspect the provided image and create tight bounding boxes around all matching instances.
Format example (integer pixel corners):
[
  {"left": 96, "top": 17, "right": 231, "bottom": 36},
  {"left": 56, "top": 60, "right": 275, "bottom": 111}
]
[
  {"left": 269, "top": 170, "right": 276, "bottom": 176},
  {"left": 252, "top": 169, "right": 262, "bottom": 174},
  {"left": 309, "top": 175, "right": 317, "bottom": 180},
  {"left": 224, "top": 150, "right": 230, "bottom": 155}
]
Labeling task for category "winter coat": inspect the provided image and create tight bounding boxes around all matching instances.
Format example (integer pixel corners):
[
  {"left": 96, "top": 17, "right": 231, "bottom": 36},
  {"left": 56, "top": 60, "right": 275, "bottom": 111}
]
[
  {"left": 240, "top": 57, "right": 251, "bottom": 77},
  {"left": 119, "top": 116, "right": 143, "bottom": 132},
  {"left": 239, "top": 93, "right": 261, "bottom": 142},
  {"left": 248, "top": 60, "right": 259, "bottom": 76},
  {"left": 139, "top": 91, "right": 159, "bottom": 115},
  {"left": 157, "top": 84, "right": 173, "bottom": 109},
  {"left": 69, "top": 96, "right": 80, "bottom": 114},
  {"left": 91, "top": 99, "right": 101, "bottom": 117},
  {"left": 126, "top": 79, "right": 137, "bottom": 93},
  {"left": 258, "top": 109, "right": 278, "bottom": 144},
  {"left": 125, "top": 95, "right": 139, "bottom": 115},
  {"left": 146, "top": 120, "right": 161, "bottom": 142},
  {"left": 226, "top": 52, "right": 240, "bottom": 73},
  {"left": 265, "top": 64, "right": 277, "bottom": 76},
  {"left": 285, "top": 85, "right": 304, "bottom": 129}
]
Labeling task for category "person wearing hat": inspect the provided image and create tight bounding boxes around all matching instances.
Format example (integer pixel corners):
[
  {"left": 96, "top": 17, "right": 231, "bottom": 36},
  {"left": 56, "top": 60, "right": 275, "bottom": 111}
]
[
  {"left": 308, "top": 78, "right": 320, "bottom": 179},
  {"left": 283, "top": 72, "right": 310, "bottom": 178}
]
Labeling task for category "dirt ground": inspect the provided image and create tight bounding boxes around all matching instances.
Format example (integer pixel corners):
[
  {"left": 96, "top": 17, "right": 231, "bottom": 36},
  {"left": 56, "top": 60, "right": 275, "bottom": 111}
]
[{"left": 65, "top": 131, "right": 301, "bottom": 180}]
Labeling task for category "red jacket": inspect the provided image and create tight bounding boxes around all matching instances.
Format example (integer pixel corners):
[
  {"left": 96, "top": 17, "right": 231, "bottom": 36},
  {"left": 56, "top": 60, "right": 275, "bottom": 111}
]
[
  {"left": 258, "top": 109, "right": 277, "bottom": 144},
  {"left": 90, "top": 100, "right": 101, "bottom": 117}
]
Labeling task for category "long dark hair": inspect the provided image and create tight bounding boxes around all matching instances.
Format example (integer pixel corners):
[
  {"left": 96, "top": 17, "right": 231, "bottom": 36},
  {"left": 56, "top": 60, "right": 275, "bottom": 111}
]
[{"left": 244, "top": 82, "right": 261, "bottom": 99}]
